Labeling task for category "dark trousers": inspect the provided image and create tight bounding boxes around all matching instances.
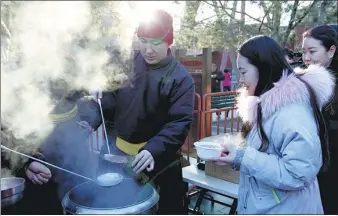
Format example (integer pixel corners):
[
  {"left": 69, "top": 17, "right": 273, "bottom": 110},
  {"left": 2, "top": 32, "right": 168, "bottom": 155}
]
[
  {"left": 318, "top": 130, "right": 337, "bottom": 215},
  {"left": 153, "top": 154, "right": 188, "bottom": 215},
  {"left": 223, "top": 86, "right": 231, "bottom": 92},
  {"left": 99, "top": 136, "right": 188, "bottom": 215}
]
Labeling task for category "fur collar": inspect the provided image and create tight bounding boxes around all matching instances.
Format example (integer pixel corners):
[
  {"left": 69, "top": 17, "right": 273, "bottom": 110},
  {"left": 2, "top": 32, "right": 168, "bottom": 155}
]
[{"left": 237, "top": 65, "right": 336, "bottom": 124}]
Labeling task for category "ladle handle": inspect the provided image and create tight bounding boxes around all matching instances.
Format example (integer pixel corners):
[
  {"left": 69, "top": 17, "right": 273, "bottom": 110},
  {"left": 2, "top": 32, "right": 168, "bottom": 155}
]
[
  {"left": 98, "top": 98, "right": 110, "bottom": 154},
  {"left": 1, "top": 145, "right": 94, "bottom": 182}
]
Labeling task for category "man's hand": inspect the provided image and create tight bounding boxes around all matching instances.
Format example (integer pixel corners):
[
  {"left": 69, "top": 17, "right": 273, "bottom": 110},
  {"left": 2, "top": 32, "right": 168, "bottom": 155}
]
[
  {"left": 131, "top": 150, "right": 155, "bottom": 174},
  {"left": 26, "top": 162, "right": 52, "bottom": 185}
]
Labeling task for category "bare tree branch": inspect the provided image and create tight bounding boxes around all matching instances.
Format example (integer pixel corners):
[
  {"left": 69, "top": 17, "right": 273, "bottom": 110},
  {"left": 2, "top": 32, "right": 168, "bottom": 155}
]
[
  {"left": 211, "top": 0, "right": 223, "bottom": 21},
  {"left": 1, "top": 20, "right": 11, "bottom": 38},
  {"left": 240, "top": 1, "right": 246, "bottom": 22},
  {"left": 178, "top": 14, "right": 218, "bottom": 29},
  {"left": 281, "top": 0, "right": 299, "bottom": 46},
  {"left": 205, "top": 0, "right": 273, "bottom": 30},
  {"left": 196, "top": 14, "right": 218, "bottom": 25},
  {"left": 217, "top": 0, "right": 225, "bottom": 11},
  {"left": 281, "top": 0, "right": 318, "bottom": 46},
  {"left": 291, "top": 0, "right": 318, "bottom": 29},
  {"left": 202, "top": 0, "right": 271, "bottom": 32},
  {"left": 231, "top": 1, "right": 238, "bottom": 22},
  {"left": 259, "top": 4, "right": 272, "bottom": 32},
  {"left": 271, "top": 2, "right": 283, "bottom": 40},
  {"left": 260, "top": 0, "right": 272, "bottom": 26}
]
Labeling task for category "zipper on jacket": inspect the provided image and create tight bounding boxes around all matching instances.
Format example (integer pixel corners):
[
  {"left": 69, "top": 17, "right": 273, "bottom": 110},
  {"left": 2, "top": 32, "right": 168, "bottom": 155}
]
[
  {"left": 244, "top": 190, "right": 249, "bottom": 209},
  {"left": 272, "top": 189, "right": 281, "bottom": 204},
  {"left": 243, "top": 176, "right": 250, "bottom": 210}
]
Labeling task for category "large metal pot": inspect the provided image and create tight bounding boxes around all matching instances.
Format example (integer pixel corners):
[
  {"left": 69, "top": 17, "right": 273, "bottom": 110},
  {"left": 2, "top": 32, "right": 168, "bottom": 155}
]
[
  {"left": 62, "top": 178, "right": 159, "bottom": 214},
  {"left": 1, "top": 177, "right": 25, "bottom": 208}
]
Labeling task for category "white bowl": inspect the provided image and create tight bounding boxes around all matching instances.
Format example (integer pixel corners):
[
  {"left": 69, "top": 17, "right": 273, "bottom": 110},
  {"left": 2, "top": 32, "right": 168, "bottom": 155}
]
[
  {"left": 194, "top": 141, "right": 223, "bottom": 161},
  {"left": 96, "top": 173, "right": 123, "bottom": 187}
]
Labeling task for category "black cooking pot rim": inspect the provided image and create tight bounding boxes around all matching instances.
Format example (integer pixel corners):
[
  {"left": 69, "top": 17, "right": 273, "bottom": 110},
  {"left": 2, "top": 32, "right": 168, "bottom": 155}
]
[
  {"left": 65, "top": 179, "right": 155, "bottom": 209},
  {"left": 1, "top": 177, "right": 25, "bottom": 198}
]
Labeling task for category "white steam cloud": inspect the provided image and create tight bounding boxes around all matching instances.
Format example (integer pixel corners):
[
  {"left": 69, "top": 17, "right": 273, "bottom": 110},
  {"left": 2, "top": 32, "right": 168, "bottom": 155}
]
[{"left": 1, "top": 1, "right": 133, "bottom": 163}]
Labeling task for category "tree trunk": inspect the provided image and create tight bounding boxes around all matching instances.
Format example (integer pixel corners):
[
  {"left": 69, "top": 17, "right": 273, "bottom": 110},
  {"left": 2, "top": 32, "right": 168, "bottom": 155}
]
[
  {"left": 281, "top": 0, "right": 299, "bottom": 47},
  {"left": 271, "top": 2, "right": 283, "bottom": 43},
  {"left": 312, "top": 1, "right": 321, "bottom": 25},
  {"left": 181, "top": 1, "right": 201, "bottom": 29},
  {"left": 211, "top": 1, "right": 236, "bottom": 49},
  {"left": 180, "top": 1, "right": 201, "bottom": 49},
  {"left": 318, "top": 0, "right": 328, "bottom": 25},
  {"left": 231, "top": 1, "right": 238, "bottom": 22},
  {"left": 281, "top": 0, "right": 318, "bottom": 47},
  {"left": 260, "top": 1, "right": 272, "bottom": 29},
  {"left": 241, "top": 0, "right": 245, "bottom": 23}
]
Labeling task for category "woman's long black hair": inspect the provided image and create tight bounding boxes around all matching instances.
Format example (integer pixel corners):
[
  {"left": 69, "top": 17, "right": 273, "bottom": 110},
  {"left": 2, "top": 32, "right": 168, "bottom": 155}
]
[{"left": 238, "top": 35, "right": 330, "bottom": 171}]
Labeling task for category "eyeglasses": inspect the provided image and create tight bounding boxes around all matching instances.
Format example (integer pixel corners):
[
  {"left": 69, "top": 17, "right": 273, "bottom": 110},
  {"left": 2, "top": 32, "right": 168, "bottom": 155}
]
[{"left": 136, "top": 29, "right": 170, "bottom": 46}]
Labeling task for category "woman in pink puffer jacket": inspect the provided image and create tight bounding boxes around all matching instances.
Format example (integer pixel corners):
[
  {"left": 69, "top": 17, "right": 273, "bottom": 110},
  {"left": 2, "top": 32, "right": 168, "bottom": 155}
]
[{"left": 222, "top": 69, "right": 232, "bottom": 91}]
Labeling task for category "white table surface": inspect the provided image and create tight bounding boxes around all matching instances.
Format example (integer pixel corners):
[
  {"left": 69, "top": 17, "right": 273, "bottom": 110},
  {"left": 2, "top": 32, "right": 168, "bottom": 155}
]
[{"left": 182, "top": 165, "right": 239, "bottom": 199}]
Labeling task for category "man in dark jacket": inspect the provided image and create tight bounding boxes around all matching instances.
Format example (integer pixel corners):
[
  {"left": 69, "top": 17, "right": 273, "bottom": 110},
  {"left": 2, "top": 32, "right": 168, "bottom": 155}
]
[
  {"left": 14, "top": 91, "right": 101, "bottom": 214},
  {"left": 97, "top": 10, "right": 195, "bottom": 214},
  {"left": 211, "top": 63, "right": 224, "bottom": 93}
]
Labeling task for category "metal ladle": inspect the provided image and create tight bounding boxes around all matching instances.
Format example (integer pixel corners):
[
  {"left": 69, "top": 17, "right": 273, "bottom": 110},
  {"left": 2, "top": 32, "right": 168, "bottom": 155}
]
[
  {"left": 1, "top": 145, "right": 121, "bottom": 187},
  {"left": 97, "top": 98, "right": 111, "bottom": 155},
  {"left": 97, "top": 97, "right": 128, "bottom": 165}
]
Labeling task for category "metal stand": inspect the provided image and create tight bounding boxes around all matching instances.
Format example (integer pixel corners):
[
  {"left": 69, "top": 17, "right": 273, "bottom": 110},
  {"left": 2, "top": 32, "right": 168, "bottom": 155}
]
[{"left": 186, "top": 187, "right": 238, "bottom": 215}]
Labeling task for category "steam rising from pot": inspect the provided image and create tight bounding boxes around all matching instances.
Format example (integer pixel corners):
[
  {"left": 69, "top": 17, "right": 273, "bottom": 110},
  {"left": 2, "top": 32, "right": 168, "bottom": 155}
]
[{"left": 1, "top": 1, "right": 134, "bottom": 168}]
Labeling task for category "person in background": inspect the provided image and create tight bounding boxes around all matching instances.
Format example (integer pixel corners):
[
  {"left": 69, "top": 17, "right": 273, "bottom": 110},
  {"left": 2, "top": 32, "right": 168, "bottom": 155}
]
[
  {"left": 97, "top": 9, "right": 195, "bottom": 214},
  {"left": 22, "top": 90, "right": 101, "bottom": 214},
  {"left": 283, "top": 48, "right": 294, "bottom": 64},
  {"left": 211, "top": 62, "right": 224, "bottom": 93},
  {"left": 222, "top": 69, "right": 232, "bottom": 91},
  {"left": 292, "top": 51, "right": 306, "bottom": 68},
  {"left": 211, "top": 35, "right": 335, "bottom": 214},
  {"left": 302, "top": 24, "right": 338, "bottom": 215}
]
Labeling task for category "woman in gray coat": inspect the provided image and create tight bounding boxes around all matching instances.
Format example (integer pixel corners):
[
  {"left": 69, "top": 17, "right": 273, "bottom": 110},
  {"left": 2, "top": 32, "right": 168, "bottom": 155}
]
[{"left": 211, "top": 35, "right": 335, "bottom": 214}]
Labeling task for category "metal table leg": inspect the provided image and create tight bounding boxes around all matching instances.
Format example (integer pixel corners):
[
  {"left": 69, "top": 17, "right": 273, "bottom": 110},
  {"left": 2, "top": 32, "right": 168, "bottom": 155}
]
[
  {"left": 229, "top": 198, "right": 238, "bottom": 215},
  {"left": 194, "top": 189, "right": 207, "bottom": 212}
]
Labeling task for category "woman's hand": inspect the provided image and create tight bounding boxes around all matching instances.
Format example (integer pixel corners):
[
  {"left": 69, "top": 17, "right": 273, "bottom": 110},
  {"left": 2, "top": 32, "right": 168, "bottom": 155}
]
[
  {"left": 26, "top": 162, "right": 52, "bottom": 185},
  {"left": 210, "top": 140, "right": 240, "bottom": 166}
]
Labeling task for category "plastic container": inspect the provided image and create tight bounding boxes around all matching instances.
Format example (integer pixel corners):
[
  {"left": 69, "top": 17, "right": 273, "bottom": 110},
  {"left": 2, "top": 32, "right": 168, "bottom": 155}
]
[{"left": 194, "top": 142, "right": 224, "bottom": 161}]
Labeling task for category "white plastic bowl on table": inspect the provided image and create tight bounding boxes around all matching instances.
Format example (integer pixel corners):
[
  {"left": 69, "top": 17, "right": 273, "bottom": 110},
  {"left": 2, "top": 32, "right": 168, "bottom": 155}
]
[{"left": 194, "top": 141, "right": 223, "bottom": 161}]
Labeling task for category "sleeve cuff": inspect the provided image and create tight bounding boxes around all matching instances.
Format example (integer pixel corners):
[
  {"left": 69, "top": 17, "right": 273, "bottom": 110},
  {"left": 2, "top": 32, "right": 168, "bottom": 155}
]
[
  {"left": 26, "top": 152, "right": 45, "bottom": 168},
  {"left": 140, "top": 141, "right": 165, "bottom": 159},
  {"left": 232, "top": 147, "right": 245, "bottom": 171}
]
